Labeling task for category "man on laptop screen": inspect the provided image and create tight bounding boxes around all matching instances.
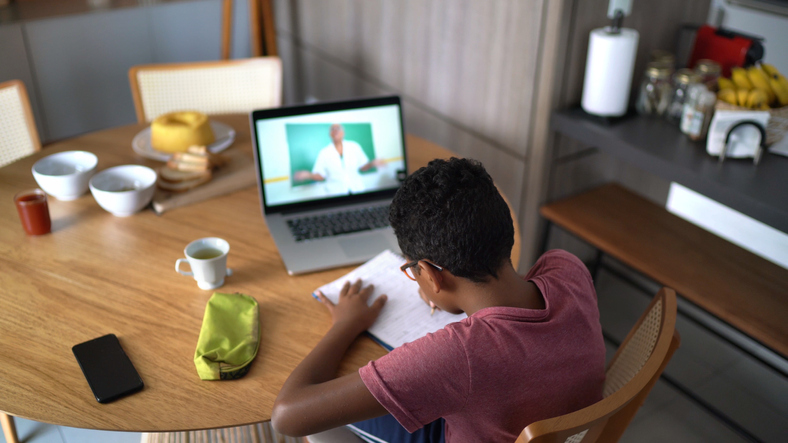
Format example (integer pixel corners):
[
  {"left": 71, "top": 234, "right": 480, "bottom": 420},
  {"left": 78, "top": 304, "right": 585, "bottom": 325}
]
[
  {"left": 293, "top": 123, "right": 387, "bottom": 196},
  {"left": 250, "top": 96, "right": 407, "bottom": 275}
]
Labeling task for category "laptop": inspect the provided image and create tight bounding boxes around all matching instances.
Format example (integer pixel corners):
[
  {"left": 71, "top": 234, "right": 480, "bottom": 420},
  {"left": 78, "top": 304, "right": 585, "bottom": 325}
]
[{"left": 250, "top": 96, "right": 408, "bottom": 275}]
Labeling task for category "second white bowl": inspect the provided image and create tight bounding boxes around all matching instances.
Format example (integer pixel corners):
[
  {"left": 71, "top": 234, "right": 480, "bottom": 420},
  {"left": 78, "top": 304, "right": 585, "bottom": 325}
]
[{"left": 89, "top": 165, "right": 157, "bottom": 217}]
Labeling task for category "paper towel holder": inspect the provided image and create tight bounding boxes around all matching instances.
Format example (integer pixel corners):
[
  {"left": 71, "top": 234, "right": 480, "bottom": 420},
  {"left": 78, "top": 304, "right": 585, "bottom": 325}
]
[
  {"left": 607, "top": 0, "right": 632, "bottom": 33},
  {"left": 581, "top": 0, "right": 638, "bottom": 118},
  {"left": 608, "top": 0, "right": 632, "bottom": 21}
]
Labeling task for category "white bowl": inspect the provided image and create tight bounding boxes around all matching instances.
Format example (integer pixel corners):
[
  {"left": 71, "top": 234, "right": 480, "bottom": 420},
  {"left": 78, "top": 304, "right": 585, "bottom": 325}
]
[
  {"left": 89, "top": 165, "right": 157, "bottom": 217},
  {"left": 32, "top": 151, "right": 98, "bottom": 201}
]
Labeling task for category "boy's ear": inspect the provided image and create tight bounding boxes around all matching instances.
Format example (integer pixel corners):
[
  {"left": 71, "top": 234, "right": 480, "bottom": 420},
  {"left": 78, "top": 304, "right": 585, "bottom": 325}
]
[{"left": 419, "top": 261, "right": 443, "bottom": 293}]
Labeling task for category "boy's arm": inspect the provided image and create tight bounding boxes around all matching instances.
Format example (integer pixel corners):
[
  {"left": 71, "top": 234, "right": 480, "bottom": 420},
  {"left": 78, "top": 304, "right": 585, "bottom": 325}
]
[{"left": 272, "top": 280, "right": 389, "bottom": 436}]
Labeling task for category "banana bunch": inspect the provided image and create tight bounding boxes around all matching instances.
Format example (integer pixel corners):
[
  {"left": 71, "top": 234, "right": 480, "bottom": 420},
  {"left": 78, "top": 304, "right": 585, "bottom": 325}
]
[{"left": 717, "top": 63, "right": 788, "bottom": 110}]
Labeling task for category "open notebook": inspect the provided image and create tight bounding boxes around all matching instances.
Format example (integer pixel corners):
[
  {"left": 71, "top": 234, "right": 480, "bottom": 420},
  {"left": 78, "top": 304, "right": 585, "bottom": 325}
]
[{"left": 312, "top": 250, "right": 467, "bottom": 350}]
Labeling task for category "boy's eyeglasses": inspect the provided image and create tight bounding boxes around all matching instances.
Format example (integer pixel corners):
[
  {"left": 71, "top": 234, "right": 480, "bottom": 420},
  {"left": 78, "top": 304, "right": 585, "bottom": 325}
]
[{"left": 400, "top": 260, "right": 443, "bottom": 281}]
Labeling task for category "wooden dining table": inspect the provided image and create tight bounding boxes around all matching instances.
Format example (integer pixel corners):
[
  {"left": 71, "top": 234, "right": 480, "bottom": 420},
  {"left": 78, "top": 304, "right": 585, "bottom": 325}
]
[{"left": 0, "top": 114, "right": 521, "bottom": 436}]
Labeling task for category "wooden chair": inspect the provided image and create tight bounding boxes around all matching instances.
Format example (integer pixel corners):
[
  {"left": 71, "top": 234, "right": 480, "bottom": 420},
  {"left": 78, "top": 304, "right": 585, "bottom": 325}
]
[
  {"left": 0, "top": 90, "right": 40, "bottom": 395},
  {"left": 141, "top": 422, "right": 302, "bottom": 443},
  {"left": 128, "top": 57, "right": 282, "bottom": 123},
  {"left": 516, "top": 287, "right": 680, "bottom": 443},
  {"left": 221, "top": 0, "right": 233, "bottom": 59},
  {"left": 1, "top": 412, "right": 19, "bottom": 443},
  {"left": 221, "top": 0, "right": 278, "bottom": 60},
  {"left": 0, "top": 79, "right": 41, "bottom": 168},
  {"left": 249, "top": 0, "right": 278, "bottom": 57},
  {"left": 306, "top": 426, "right": 364, "bottom": 442}
]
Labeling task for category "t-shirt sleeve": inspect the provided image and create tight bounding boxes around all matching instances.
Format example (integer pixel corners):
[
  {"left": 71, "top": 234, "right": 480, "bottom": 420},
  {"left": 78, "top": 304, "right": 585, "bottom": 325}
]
[
  {"left": 359, "top": 326, "right": 471, "bottom": 432},
  {"left": 526, "top": 249, "right": 591, "bottom": 286}
]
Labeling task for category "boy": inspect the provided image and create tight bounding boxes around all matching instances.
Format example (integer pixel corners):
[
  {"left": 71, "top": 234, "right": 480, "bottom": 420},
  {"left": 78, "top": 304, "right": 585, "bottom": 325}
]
[{"left": 272, "top": 158, "right": 606, "bottom": 442}]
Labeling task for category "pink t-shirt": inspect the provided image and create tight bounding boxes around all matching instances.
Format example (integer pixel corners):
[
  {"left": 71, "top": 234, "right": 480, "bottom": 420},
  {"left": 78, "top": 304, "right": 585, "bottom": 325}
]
[{"left": 359, "top": 249, "right": 606, "bottom": 442}]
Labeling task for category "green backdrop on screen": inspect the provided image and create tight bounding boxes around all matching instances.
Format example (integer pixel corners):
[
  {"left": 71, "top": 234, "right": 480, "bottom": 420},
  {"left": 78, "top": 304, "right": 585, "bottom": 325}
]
[{"left": 286, "top": 123, "right": 376, "bottom": 187}]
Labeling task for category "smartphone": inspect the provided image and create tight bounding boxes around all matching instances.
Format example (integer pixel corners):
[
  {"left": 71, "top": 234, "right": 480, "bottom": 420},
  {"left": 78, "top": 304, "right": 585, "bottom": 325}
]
[{"left": 72, "top": 334, "right": 144, "bottom": 403}]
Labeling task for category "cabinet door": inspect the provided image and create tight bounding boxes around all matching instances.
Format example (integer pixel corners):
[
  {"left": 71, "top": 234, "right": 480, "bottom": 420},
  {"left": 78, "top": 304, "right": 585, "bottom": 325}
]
[{"left": 25, "top": 8, "right": 154, "bottom": 140}]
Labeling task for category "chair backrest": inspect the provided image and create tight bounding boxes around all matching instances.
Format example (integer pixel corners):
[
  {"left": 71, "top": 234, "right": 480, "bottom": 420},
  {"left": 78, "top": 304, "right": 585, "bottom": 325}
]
[
  {"left": 221, "top": 0, "right": 233, "bottom": 60},
  {"left": 128, "top": 57, "right": 282, "bottom": 123},
  {"left": 221, "top": 0, "right": 278, "bottom": 59},
  {"left": 517, "top": 287, "right": 680, "bottom": 443},
  {"left": 0, "top": 80, "right": 41, "bottom": 168}
]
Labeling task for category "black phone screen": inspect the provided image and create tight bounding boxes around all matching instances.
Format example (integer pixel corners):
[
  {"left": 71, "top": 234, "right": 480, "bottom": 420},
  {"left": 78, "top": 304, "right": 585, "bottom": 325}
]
[{"left": 72, "top": 334, "right": 144, "bottom": 403}]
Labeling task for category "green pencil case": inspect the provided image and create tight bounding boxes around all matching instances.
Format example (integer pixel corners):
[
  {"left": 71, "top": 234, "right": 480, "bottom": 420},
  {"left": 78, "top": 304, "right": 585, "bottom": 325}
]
[{"left": 193, "top": 292, "right": 261, "bottom": 380}]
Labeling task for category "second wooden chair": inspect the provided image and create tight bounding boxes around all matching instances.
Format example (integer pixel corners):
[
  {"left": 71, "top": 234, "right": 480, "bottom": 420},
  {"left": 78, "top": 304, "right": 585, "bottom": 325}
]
[
  {"left": 128, "top": 57, "right": 282, "bottom": 123},
  {"left": 0, "top": 79, "right": 41, "bottom": 168}
]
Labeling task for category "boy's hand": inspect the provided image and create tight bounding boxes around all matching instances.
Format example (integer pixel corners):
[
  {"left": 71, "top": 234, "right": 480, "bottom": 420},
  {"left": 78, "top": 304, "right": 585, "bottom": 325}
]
[{"left": 316, "top": 279, "right": 387, "bottom": 335}]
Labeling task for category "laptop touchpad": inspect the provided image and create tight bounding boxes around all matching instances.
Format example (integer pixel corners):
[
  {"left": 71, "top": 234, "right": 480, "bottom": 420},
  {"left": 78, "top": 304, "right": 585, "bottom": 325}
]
[{"left": 339, "top": 234, "right": 391, "bottom": 258}]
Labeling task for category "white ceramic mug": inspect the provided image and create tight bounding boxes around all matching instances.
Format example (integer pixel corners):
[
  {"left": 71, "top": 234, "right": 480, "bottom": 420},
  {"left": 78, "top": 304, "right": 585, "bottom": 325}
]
[{"left": 175, "top": 237, "right": 233, "bottom": 290}]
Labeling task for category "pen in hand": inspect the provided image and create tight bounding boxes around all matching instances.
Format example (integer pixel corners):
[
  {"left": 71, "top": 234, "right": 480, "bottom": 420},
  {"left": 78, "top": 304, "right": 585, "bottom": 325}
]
[{"left": 420, "top": 288, "right": 437, "bottom": 316}]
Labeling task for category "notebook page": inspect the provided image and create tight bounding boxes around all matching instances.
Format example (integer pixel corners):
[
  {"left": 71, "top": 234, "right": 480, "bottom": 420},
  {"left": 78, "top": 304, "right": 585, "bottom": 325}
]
[{"left": 314, "top": 250, "right": 467, "bottom": 349}]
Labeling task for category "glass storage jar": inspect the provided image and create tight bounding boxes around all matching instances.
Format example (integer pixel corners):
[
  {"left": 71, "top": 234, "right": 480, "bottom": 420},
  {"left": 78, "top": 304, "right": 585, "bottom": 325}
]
[
  {"left": 636, "top": 62, "right": 673, "bottom": 116},
  {"left": 667, "top": 69, "right": 702, "bottom": 124},
  {"left": 680, "top": 84, "right": 717, "bottom": 141},
  {"left": 694, "top": 59, "right": 722, "bottom": 91}
]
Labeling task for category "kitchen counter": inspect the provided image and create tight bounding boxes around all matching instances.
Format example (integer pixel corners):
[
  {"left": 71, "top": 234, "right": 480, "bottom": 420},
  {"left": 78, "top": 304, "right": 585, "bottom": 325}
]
[{"left": 552, "top": 108, "right": 788, "bottom": 233}]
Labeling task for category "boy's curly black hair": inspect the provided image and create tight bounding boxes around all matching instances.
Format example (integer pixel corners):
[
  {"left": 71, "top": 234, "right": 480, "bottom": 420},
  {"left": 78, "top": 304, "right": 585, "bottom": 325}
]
[{"left": 389, "top": 157, "right": 513, "bottom": 282}]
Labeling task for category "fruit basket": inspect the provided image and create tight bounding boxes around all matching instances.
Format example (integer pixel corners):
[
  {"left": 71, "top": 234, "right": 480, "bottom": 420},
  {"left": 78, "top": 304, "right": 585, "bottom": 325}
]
[{"left": 715, "top": 63, "right": 788, "bottom": 146}]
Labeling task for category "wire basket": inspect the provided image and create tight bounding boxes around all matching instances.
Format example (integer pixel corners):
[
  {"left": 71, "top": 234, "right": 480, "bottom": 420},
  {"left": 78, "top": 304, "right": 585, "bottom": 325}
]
[{"left": 715, "top": 101, "right": 788, "bottom": 146}]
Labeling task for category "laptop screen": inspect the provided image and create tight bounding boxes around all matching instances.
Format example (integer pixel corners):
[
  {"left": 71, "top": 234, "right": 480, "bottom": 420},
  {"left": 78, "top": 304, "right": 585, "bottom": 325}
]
[{"left": 251, "top": 96, "right": 407, "bottom": 213}]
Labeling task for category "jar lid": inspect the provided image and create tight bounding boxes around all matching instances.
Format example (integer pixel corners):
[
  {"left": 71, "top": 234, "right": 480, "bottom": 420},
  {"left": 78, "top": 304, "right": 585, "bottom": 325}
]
[
  {"left": 645, "top": 62, "right": 673, "bottom": 79},
  {"left": 695, "top": 59, "right": 722, "bottom": 74},
  {"left": 650, "top": 50, "right": 675, "bottom": 65},
  {"left": 673, "top": 68, "right": 702, "bottom": 85}
]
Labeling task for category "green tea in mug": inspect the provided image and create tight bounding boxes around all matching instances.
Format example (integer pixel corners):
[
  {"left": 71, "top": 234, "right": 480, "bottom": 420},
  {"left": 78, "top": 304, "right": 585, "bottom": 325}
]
[{"left": 191, "top": 248, "right": 224, "bottom": 260}]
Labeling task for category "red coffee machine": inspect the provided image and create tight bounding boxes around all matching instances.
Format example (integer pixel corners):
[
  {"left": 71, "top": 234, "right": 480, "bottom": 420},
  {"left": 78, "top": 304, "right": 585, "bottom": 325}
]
[{"left": 688, "top": 25, "right": 764, "bottom": 76}]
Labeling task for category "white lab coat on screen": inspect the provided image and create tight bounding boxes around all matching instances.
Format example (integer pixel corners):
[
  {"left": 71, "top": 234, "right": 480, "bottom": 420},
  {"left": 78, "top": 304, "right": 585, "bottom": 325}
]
[{"left": 311, "top": 141, "right": 369, "bottom": 196}]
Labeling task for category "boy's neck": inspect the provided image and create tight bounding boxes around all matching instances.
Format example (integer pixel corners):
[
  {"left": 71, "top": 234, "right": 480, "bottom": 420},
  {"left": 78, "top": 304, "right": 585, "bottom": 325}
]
[{"left": 456, "top": 264, "right": 545, "bottom": 316}]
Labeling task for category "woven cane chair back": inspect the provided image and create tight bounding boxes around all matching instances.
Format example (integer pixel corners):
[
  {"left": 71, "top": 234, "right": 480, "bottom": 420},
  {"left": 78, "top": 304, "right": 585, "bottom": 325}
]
[
  {"left": 142, "top": 421, "right": 302, "bottom": 443},
  {"left": 0, "top": 80, "right": 41, "bottom": 167},
  {"left": 129, "top": 57, "right": 282, "bottom": 123},
  {"left": 517, "top": 288, "right": 679, "bottom": 443},
  {"left": 603, "top": 298, "right": 663, "bottom": 396}
]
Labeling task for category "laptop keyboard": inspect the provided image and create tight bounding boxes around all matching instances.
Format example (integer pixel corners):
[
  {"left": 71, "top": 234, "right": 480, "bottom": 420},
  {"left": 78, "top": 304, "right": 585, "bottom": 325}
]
[{"left": 286, "top": 205, "right": 390, "bottom": 242}]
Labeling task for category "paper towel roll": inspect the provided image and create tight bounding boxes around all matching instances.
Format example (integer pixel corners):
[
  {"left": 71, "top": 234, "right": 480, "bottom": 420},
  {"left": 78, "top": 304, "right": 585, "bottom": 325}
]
[{"left": 581, "top": 27, "right": 639, "bottom": 117}]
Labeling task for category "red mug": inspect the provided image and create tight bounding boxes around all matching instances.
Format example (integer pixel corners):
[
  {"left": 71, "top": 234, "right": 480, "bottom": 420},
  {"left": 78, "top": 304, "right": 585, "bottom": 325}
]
[{"left": 14, "top": 189, "right": 51, "bottom": 235}]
